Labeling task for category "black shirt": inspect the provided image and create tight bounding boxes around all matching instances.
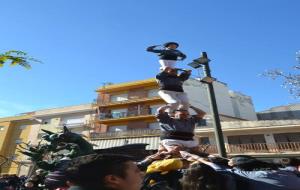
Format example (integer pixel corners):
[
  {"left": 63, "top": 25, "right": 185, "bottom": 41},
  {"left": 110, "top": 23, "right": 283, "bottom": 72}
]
[
  {"left": 147, "top": 46, "right": 186, "bottom": 61},
  {"left": 156, "top": 71, "right": 190, "bottom": 92}
]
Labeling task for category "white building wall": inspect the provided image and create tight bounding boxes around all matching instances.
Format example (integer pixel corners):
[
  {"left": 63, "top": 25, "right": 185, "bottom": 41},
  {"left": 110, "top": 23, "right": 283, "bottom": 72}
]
[
  {"left": 183, "top": 79, "right": 257, "bottom": 120},
  {"left": 229, "top": 91, "right": 257, "bottom": 120},
  {"left": 183, "top": 79, "right": 210, "bottom": 113},
  {"left": 183, "top": 79, "right": 236, "bottom": 117}
]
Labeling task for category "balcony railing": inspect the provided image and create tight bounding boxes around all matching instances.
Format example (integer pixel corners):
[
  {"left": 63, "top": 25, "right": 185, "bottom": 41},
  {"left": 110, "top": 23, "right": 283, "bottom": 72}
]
[
  {"left": 90, "top": 129, "right": 161, "bottom": 139},
  {"left": 204, "top": 142, "right": 300, "bottom": 154},
  {"left": 98, "top": 108, "right": 155, "bottom": 120},
  {"left": 98, "top": 96, "right": 162, "bottom": 107}
]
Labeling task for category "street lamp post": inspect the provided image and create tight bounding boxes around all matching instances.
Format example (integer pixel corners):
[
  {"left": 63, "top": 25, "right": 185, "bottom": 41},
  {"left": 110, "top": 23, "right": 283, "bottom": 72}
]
[{"left": 189, "top": 52, "right": 227, "bottom": 157}]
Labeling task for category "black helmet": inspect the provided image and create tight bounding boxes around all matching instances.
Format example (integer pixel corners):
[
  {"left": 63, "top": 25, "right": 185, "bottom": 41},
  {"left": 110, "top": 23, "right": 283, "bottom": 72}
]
[{"left": 163, "top": 42, "right": 179, "bottom": 48}]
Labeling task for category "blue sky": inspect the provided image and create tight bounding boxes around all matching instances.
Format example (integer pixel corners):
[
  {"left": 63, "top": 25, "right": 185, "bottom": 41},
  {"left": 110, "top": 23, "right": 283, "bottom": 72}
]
[{"left": 0, "top": 0, "right": 299, "bottom": 117}]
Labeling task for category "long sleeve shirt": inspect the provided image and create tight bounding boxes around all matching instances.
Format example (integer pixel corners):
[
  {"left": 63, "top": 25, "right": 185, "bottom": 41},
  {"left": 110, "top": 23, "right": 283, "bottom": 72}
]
[
  {"left": 156, "top": 71, "right": 190, "bottom": 92},
  {"left": 147, "top": 46, "right": 186, "bottom": 61}
]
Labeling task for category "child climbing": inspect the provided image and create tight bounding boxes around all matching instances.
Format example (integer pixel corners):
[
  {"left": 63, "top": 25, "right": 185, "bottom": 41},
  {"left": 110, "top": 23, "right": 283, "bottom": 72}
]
[{"left": 147, "top": 42, "right": 186, "bottom": 70}]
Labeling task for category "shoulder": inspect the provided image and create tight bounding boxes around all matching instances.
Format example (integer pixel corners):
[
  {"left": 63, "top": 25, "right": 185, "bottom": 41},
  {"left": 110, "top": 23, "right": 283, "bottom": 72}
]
[
  {"left": 156, "top": 112, "right": 171, "bottom": 120},
  {"left": 190, "top": 115, "right": 201, "bottom": 122},
  {"left": 233, "top": 169, "right": 267, "bottom": 178},
  {"left": 156, "top": 72, "right": 165, "bottom": 78}
]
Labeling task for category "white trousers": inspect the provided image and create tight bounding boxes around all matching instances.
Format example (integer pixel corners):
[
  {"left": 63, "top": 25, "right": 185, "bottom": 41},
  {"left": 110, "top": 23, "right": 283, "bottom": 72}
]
[
  {"left": 159, "top": 60, "right": 177, "bottom": 70},
  {"left": 161, "top": 139, "right": 199, "bottom": 150},
  {"left": 158, "top": 90, "right": 189, "bottom": 113}
]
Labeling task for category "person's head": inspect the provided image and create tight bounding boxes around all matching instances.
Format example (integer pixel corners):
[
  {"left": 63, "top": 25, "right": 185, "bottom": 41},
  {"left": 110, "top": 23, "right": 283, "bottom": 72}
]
[
  {"left": 280, "top": 158, "right": 291, "bottom": 166},
  {"left": 229, "top": 155, "right": 278, "bottom": 171},
  {"left": 164, "top": 42, "right": 179, "bottom": 50},
  {"left": 174, "top": 107, "right": 189, "bottom": 120},
  {"left": 163, "top": 67, "right": 177, "bottom": 75},
  {"left": 67, "top": 154, "right": 143, "bottom": 190},
  {"left": 35, "top": 169, "right": 46, "bottom": 176},
  {"left": 228, "top": 155, "right": 256, "bottom": 167},
  {"left": 24, "top": 181, "right": 35, "bottom": 188},
  {"left": 289, "top": 158, "right": 300, "bottom": 167},
  {"left": 180, "top": 163, "right": 220, "bottom": 190},
  {"left": 44, "top": 170, "right": 69, "bottom": 189}
]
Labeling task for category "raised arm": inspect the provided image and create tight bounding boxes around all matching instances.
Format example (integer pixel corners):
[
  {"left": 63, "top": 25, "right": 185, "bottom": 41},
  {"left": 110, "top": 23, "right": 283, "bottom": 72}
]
[
  {"left": 156, "top": 105, "right": 170, "bottom": 115},
  {"left": 190, "top": 105, "right": 206, "bottom": 119},
  {"left": 178, "top": 51, "right": 187, "bottom": 60},
  {"left": 180, "top": 151, "right": 222, "bottom": 170},
  {"left": 146, "top": 45, "right": 163, "bottom": 53},
  {"left": 179, "top": 70, "right": 191, "bottom": 81}
]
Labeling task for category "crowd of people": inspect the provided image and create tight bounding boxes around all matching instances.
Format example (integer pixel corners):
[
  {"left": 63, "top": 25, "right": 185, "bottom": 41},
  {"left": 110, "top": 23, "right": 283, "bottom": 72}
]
[
  {"left": 0, "top": 174, "right": 26, "bottom": 190},
  {"left": 2, "top": 154, "right": 299, "bottom": 190}
]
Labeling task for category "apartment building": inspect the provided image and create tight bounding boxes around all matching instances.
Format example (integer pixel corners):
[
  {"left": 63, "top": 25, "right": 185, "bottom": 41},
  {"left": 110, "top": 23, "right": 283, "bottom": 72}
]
[
  {"left": 95, "top": 79, "right": 164, "bottom": 132},
  {"left": 0, "top": 114, "right": 39, "bottom": 175},
  {"left": 197, "top": 119, "right": 300, "bottom": 158},
  {"left": 257, "top": 103, "right": 300, "bottom": 120},
  {"left": 90, "top": 119, "right": 300, "bottom": 158},
  {"left": 2, "top": 78, "right": 299, "bottom": 175},
  {"left": 30, "top": 103, "right": 95, "bottom": 145},
  {"left": 94, "top": 78, "right": 257, "bottom": 133},
  {"left": 0, "top": 104, "right": 95, "bottom": 175},
  {"left": 91, "top": 78, "right": 299, "bottom": 158}
]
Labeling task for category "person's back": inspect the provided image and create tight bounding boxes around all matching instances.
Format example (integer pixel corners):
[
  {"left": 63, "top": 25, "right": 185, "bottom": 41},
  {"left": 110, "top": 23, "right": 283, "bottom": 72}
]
[
  {"left": 232, "top": 169, "right": 300, "bottom": 190},
  {"left": 229, "top": 155, "right": 300, "bottom": 190},
  {"left": 156, "top": 69, "right": 190, "bottom": 93}
]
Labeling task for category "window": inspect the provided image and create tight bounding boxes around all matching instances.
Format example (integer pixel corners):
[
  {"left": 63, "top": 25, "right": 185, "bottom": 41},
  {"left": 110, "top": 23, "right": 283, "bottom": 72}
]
[
  {"left": 228, "top": 134, "right": 266, "bottom": 144},
  {"left": 65, "top": 118, "right": 85, "bottom": 125},
  {"left": 196, "top": 119, "right": 207, "bottom": 127},
  {"left": 42, "top": 118, "right": 51, "bottom": 124},
  {"left": 227, "top": 134, "right": 267, "bottom": 152},
  {"left": 108, "top": 125, "right": 127, "bottom": 132},
  {"left": 148, "top": 89, "right": 159, "bottom": 98},
  {"left": 60, "top": 116, "right": 85, "bottom": 128},
  {"left": 148, "top": 122, "right": 160, "bottom": 130},
  {"left": 110, "top": 94, "right": 128, "bottom": 102},
  {"left": 111, "top": 108, "right": 128, "bottom": 118},
  {"left": 15, "top": 139, "right": 23, "bottom": 144},
  {"left": 0, "top": 126, "right": 5, "bottom": 131},
  {"left": 149, "top": 104, "right": 164, "bottom": 115},
  {"left": 199, "top": 137, "right": 210, "bottom": 144},
  {"left": 273, "top": 133, "right": 300, "bottom": 151},
  {"left": 198, "top": 137, "right": 210, "bottom": 152},
  {"left": 274, "top": 133, "right": 300, "bottom": 143}
]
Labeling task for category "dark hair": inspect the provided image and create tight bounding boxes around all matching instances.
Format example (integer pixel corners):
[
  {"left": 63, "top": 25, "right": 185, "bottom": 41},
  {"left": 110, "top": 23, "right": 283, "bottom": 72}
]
[
  {"left": 163, "top": 42, "right": 179, "bottom": 48},
  {"left": 181, "top": 163, "right": 222, "bottom": 190},
  {"left": 231, "top": 155, "right": 278, "bottom": 171},
  {"left": 66, "top": 154, "right": 134, "bottom": 190},
  {"left": 289, "top": 158, "right": 300, "bottom": 166}
]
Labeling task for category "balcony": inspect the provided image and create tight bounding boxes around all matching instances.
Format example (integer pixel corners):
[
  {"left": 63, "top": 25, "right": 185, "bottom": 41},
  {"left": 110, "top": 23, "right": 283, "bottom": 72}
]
[
  {"left": 89, "top": 128, "right": 300, "bottom": 154},
  {"left": 96, "top": 108, "right": 156, "bottom": 124},
  {"left": 90, "top": 129, "right": 161, "bottom": 139},
  {"left": 97, "top": 96, "right": 163, "bottom": 108},
  {"left": 204, "top": 142, "right": 300, "bottom": 155}
]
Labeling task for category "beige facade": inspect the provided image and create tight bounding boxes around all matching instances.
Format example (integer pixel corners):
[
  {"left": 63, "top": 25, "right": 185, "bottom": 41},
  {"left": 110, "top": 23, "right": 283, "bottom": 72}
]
[
  {"left": 94, "top": 78, "right": 254, "bottom": 134},
  {"left": 0, "top": 104, "right": 95, "bottom": 175},
  {"left": 90, "top": 120, "right": 300, "bottom": 158},
  {"left": 0, "top": 114, "right": 39, "bottom": 175},
  {"left": 29, "top": 103, "right": 95, "bottom": 146}
]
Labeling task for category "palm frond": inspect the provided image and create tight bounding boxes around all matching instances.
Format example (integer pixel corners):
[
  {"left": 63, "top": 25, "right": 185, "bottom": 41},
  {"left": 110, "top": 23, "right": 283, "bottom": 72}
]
[{"left": 0, "top": 50, "right": 41, "bottom": 69}]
